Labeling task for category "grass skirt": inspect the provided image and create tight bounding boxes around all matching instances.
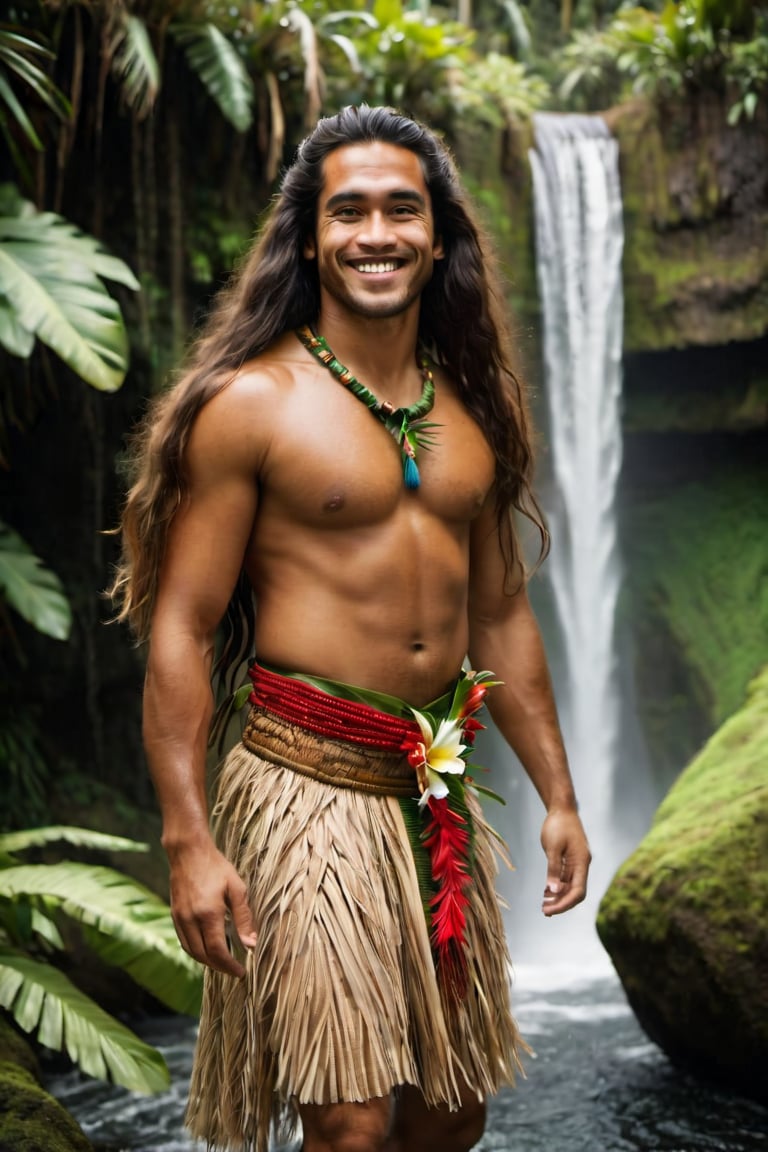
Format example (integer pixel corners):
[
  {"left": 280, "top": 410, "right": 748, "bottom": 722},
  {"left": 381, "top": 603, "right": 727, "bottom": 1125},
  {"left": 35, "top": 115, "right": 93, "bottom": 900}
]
[{"left": 185, "top": 706, "right": 525, "bottom": 1152}]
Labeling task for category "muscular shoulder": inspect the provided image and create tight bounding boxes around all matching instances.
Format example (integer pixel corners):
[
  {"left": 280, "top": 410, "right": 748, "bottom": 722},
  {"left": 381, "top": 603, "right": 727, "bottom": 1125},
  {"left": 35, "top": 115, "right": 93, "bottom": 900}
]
[{"left": 184, "top": 333, "right": 302, "bottom": 480}]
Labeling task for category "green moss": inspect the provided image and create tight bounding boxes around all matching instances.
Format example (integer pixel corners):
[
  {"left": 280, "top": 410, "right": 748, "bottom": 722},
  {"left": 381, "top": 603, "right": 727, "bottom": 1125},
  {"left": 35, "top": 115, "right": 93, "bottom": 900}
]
[
  {"left": 456, "top": 121, "right": 541, "bottom": 354},
  {"left": 0, "top": 1016, "right": 38, "bottom": 1080},
  {"left": 608, "top": 98, "right": 768, "bottom": 351},
  {"left": 598, "top": 666, "right": 768, "bottom": 974},
  {"left": 0, "top": 1061, "right": 93, "bottom": 1151},
  {"left": 596, "top": 670, "right": 768, "bottom": 1106},
  {"left": 624, "top": 363, "right": 768, "bottom": 433},
  {"left": 622, "top": 459, "right": 768, "bottom": 773}
]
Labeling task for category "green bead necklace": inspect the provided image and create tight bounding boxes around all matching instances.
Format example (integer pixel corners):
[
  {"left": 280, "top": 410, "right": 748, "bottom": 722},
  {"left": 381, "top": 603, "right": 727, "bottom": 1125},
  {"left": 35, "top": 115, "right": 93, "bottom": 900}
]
[{"left": 296, "top": 325, "right": 439, "bottom": 490}]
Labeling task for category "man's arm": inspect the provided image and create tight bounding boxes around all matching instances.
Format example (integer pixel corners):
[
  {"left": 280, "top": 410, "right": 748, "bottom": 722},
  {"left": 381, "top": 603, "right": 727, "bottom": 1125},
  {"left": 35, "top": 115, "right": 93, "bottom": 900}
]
[
  {"left": 143, "top": 379, "right": 264, "bottom": 976},
  {"left": 467, "top": 500, "right": 591, "bottom": 916}
]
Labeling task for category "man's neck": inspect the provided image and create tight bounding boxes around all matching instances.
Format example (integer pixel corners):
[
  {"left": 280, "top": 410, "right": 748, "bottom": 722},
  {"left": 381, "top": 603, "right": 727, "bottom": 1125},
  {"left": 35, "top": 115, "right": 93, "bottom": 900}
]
[{"left": 313, "top": 307, "right": 424, "bottom": 406}]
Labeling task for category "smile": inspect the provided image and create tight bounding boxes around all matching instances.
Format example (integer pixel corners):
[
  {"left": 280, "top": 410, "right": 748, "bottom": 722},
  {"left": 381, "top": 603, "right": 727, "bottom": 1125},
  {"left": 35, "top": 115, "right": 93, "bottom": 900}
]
[{"left": 350, "top": 261, "right": 402, "bottom": 274}]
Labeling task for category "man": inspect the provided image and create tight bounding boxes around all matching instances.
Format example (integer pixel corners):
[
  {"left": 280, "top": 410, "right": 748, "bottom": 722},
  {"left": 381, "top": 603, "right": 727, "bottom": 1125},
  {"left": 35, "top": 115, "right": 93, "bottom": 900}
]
[{"left": 111, "top": 105, "right": 590, "bottom": 1152}]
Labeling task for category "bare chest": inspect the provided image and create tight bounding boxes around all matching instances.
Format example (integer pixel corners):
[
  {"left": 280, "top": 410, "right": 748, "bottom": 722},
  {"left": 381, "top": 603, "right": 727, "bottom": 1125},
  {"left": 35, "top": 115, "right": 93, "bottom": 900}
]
[{"left": 261, "top": 376, "right": 496, "bottom": 528}]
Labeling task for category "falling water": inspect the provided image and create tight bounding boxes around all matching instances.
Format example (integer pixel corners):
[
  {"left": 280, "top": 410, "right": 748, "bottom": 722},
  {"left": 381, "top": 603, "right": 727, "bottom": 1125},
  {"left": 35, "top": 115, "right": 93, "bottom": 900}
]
[
  {"left": 530, "top": 113, "right": 625, "bottom": 840},
  {"left": 488, "top": 113, "right": 644, "bottom": 968}
]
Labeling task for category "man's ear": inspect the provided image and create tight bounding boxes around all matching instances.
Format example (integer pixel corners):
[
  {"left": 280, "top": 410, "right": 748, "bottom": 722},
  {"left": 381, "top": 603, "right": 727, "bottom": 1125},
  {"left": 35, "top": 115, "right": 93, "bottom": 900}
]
[
  {"left": 304, "top": 235, "right": 317, "bottom": 259},
  {"left": 433, "top": 235, "right": 445, "bottom": 260}
]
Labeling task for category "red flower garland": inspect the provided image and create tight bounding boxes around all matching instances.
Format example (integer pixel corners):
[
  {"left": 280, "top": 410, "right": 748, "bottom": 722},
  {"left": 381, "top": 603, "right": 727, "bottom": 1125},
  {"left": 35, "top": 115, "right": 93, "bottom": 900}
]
[
  {"left": 401, "top": 672, "right": 498, "bottom": 999},
  {"left": 424, "top": 795, "right": 473, "bottom": 997}
]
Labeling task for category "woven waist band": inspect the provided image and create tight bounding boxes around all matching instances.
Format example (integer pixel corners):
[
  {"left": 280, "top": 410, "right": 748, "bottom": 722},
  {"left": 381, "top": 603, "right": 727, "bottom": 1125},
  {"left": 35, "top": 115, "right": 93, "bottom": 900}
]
[{"left": 243, "top": 664, "right": 427, "bottom": 797}]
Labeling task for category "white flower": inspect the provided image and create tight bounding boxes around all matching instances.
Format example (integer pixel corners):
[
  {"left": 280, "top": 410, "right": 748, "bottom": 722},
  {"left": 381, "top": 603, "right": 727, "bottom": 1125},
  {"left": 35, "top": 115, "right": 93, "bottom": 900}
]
[{"left": 410, "top": 710, "right": 467, "bottom": 808}]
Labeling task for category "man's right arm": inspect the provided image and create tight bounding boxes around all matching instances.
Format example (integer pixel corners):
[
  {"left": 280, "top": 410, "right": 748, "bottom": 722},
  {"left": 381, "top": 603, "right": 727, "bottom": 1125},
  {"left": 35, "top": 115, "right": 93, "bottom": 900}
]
[{"left": 143, "top": 378, "right": 265, "bottom": 977}]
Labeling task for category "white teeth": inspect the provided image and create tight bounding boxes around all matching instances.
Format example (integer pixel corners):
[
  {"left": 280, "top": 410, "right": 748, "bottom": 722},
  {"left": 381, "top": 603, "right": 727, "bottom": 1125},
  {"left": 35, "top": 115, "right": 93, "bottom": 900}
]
[{"left": 355, "top": 262, "right": 398, "bottom": 273}]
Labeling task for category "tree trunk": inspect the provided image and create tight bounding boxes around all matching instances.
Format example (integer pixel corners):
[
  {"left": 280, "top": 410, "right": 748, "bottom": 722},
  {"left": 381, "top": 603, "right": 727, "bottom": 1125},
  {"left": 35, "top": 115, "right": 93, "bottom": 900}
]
[{"left": 166, "top": 93, "right": 186, "bottom": 365}]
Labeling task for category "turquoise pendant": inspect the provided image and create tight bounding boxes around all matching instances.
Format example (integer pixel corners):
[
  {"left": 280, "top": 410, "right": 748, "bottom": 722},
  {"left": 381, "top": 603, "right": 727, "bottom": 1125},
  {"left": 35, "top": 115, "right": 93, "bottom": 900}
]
[{"left": 403, "top": 454, "right": 420, "bottom": 489}]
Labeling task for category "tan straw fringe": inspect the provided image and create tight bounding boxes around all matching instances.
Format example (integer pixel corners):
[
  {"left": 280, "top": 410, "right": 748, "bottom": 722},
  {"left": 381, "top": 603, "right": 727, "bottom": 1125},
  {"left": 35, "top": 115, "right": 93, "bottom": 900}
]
[{"left": 186, "top": 712, "right": 526, "bottom": 1152}]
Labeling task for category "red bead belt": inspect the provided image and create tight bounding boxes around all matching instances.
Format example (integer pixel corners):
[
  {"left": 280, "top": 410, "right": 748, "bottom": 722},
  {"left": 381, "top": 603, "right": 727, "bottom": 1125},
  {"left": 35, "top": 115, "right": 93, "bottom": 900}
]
[{"left": 248, "top": 663, "right": 422, "bottom": 751}]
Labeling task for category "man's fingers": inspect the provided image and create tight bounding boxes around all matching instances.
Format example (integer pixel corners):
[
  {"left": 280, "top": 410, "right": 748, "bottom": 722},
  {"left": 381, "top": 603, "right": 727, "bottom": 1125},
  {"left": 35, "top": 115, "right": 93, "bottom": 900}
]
[
  {"left": 200, "top": 920, "right": 246, "bottom": 979},
  {"left": 228, "top": 879, "right": 258, "bottom": 949},
  {"left": 542, "top": 844, "right": 567, "bottom": 907},
  {"left": 540, "top": 810, "right": 591, "bottom": 916},
  {"left": 542, "top": 849, "right": 590, "bottom": 916},
  {"left": 173, "top": 908, "right": 247, "bottom": 978}
]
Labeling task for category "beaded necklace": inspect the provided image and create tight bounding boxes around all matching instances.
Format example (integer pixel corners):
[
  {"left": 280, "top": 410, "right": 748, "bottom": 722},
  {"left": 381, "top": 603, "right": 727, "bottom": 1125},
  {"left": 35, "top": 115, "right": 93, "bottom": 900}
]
[{"left": 296, "top": 325, "right": 438, "bottom": 489}]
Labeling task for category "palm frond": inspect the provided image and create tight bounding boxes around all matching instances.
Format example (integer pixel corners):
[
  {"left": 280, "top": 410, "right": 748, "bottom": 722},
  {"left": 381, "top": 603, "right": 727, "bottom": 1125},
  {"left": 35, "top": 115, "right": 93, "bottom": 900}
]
[
  {"left": 173, "top": 23, "right": 254, "bottom": 132},
  {"left": 0, "top": 29, "right": 70, "bottom": 144},
  {"left": 0, "top": 70, "right": 43, "bottom": 150},
  {"left": 0, "top": 947, "right": 170, "bottom": 1093},
  {"left": 109, "top": 13, "right": 161, "bottom": 121}
]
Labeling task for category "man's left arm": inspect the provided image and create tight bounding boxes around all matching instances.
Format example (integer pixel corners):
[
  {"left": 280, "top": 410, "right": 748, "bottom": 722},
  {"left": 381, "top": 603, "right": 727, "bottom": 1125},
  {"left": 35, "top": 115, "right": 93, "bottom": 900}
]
[{"left": 467, "top": 501, "right": 591, "bottom": 916}]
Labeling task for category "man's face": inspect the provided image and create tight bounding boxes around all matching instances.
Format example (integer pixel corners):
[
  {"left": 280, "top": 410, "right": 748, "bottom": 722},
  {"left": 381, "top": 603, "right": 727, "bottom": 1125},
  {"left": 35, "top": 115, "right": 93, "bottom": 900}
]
[{"left": 304, "top": 141, "right": 444, "bottom": 321}]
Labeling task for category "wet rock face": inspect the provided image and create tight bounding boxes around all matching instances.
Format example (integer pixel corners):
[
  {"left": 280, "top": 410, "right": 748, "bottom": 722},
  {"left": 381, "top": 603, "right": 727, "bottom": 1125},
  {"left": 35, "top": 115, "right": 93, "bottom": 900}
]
[
  {"left": 596, "top": 668, "right": 768, "bottom": 1103},
  {"left": 607, "top": 96, "right": 768, "bottom": 352}
]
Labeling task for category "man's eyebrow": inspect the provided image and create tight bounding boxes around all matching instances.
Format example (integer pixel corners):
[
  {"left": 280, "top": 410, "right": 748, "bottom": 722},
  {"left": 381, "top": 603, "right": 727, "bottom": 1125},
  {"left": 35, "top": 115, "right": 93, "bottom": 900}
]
[{"left": 324, "top": 189, "right": 427, "bottom": 210}]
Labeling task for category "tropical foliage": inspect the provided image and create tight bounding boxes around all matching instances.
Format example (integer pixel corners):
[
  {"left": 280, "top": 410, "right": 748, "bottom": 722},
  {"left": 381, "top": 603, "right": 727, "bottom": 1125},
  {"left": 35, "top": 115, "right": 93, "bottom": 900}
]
[
  {"left": 554, "top": 1, "right": 768, "bottom": 116},
  {"left": 0, "top": 184, "right": 139, "bottom": 391},
  {"left": 0, "top": 826, "right": 202, "bottom": 1092},
  {"left": 0, "top": 17, "right": 139, "bottom": 829}
]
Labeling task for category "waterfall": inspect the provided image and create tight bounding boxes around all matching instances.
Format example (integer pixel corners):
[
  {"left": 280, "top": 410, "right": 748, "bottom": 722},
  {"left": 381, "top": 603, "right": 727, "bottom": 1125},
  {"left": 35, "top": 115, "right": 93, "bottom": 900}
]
[
  {"left": 530, "top": 113, "right": 625, "bottom": 842},
  {"left": 492, "top": 113, "right": 653, "bottom": 973}
]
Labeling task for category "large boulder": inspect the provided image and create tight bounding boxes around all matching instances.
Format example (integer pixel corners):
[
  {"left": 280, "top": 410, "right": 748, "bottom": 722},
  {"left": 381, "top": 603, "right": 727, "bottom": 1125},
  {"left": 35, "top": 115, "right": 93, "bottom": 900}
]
[
  {"left": 0, "top": 1016, "right": 94, "bottom": 1152},
  {"left": 597, "top": 667, "right": 768, "bottom": 1102}
]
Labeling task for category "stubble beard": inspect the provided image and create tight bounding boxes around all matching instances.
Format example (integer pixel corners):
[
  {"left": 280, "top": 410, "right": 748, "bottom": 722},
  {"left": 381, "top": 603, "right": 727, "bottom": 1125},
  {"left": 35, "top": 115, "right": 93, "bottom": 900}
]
[{"left": 323, "top": 259, "right": 433, "bottom": 323}]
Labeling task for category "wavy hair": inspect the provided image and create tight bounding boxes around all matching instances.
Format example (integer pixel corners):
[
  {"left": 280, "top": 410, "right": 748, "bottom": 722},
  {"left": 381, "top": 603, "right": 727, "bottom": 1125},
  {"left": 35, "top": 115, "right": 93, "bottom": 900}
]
[{"left": 110, "top": 104, "right": 548, "bottom": 685}]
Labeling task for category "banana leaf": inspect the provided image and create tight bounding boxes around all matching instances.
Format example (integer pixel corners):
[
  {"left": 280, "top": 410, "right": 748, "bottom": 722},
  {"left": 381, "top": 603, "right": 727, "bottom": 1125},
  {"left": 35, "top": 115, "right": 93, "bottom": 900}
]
[
  {"left": 0, "top": 825, "right": 149, "bottom": 856},
  {"left": 0, "top": 862, "right": 202, "bottom": 1015},
  {"left": 0, "top": 946, "right": 170, "bottom": 1093}
]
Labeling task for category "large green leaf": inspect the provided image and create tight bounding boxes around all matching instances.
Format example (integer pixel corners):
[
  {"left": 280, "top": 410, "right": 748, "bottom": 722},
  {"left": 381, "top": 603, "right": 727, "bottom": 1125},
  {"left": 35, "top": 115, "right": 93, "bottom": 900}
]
[
  {"left": 0, "top": 187, "right": 139, "bottom": 391},
  {"left": 173, "top": 23, "right": 254, "bottom": 132},
  {"left": 0, "top": 862, "right": 202, "bottom": 1015},
  {"left": 0, "top": 294, "right": 34, "bottom": 355},
  {"left": 0, "top": 947, "right": 170, "bottom": 1093},
  {"left": 0, "top": 522, "right": 71, "bottom": 640},
  {"left": 0, "top": 825, "right": 149, "bottom": 857}
]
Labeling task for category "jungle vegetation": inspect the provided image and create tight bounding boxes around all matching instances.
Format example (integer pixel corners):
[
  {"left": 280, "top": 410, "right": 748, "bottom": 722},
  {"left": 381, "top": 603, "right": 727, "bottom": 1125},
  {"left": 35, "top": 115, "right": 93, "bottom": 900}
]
[{"left": 0, "top": 0, "right": 765, "bottom": 1087}]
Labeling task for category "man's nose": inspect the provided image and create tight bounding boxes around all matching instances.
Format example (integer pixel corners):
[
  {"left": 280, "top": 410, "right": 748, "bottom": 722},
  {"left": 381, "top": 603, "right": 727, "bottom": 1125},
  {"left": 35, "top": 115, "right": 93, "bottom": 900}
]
[{"left": 358, "top": 211, "right": 396, "bottom": 246}]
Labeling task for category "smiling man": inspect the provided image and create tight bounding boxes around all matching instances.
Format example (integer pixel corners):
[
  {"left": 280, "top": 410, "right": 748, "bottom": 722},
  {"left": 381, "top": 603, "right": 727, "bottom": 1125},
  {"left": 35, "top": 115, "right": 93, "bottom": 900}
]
[{"left": 111, "top": 106, "right": 591, "bottom": 1152}]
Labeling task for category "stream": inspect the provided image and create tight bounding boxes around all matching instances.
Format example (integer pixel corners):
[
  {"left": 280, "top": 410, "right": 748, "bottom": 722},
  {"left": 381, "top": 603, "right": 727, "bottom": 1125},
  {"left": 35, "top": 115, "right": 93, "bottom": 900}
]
[{"left": 47, "top": 966, "right": 768, "bottom": 1152}]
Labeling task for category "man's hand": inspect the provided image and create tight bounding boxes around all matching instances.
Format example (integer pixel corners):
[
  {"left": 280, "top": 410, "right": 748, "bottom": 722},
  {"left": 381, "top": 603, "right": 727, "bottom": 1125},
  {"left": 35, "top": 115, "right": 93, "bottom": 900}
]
[
  {"left": 167, "top": 840, "right": 258, "bottom": 977},
  {"left": 540, "top": 808, "right": 591, "bottom": 917}
]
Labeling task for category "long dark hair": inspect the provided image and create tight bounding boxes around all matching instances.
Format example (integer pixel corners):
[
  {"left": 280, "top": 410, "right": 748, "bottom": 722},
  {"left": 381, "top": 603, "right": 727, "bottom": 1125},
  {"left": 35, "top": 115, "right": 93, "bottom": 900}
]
[{"left": 110, "top": 104, "right": 548, "bottom": 689}]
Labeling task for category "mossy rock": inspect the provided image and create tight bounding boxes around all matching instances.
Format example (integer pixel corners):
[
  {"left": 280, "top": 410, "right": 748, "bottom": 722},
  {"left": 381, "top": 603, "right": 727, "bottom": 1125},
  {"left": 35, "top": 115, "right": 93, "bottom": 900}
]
[
  {"left": 0, "top": 1060, "right": 94, "bottom": 1152},
  {"left": 0, "top": 1016, "right": 39, "bottom": 1081},
  {"left": 607, "top": 96, "right": 768, "bottom": 352},
  {"left": 620, "top": 451, "right": 768, "bottom": 782},
  {"left": 597, "top": 667, "right": 768, "bottom": 1102}
]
